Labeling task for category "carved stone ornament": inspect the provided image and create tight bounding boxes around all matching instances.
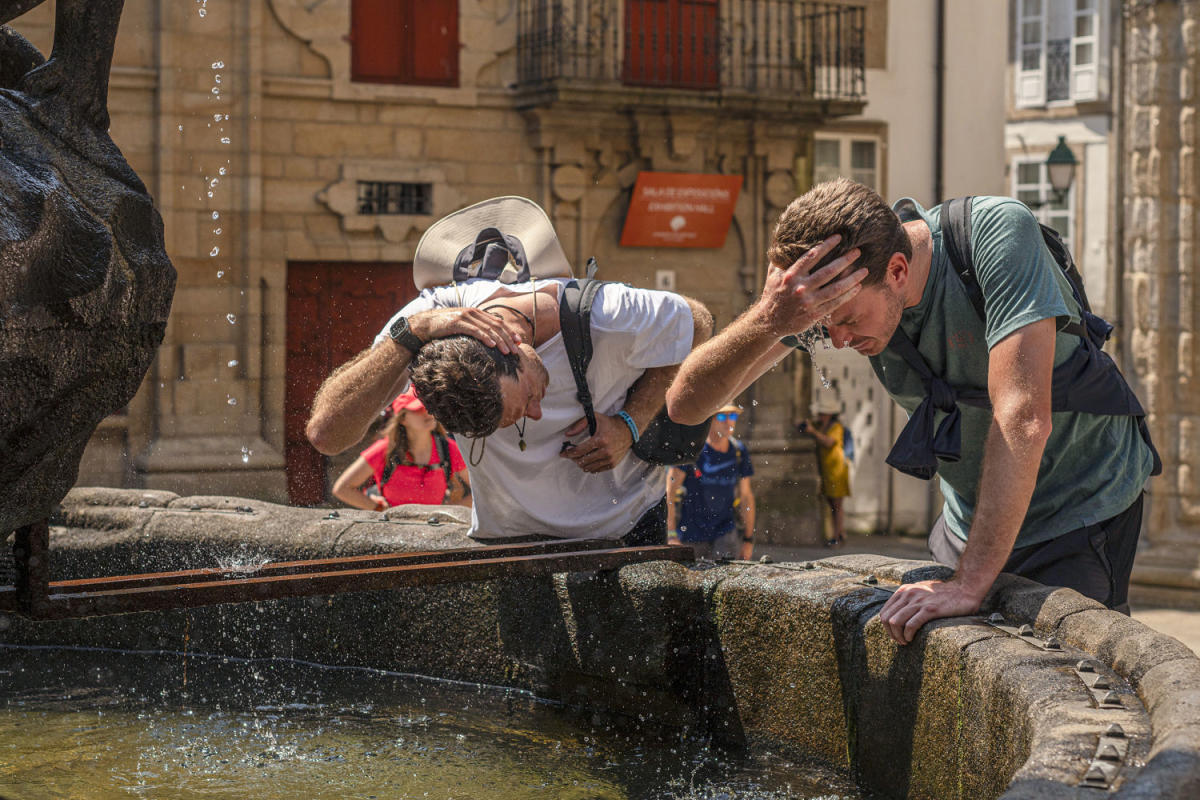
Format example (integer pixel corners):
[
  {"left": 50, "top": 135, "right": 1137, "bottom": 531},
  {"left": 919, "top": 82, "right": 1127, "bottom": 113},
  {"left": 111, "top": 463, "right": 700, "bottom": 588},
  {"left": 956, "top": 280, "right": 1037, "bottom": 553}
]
[
  {"left": 317, "top": 163, "right": 464, "bottom": 246},
  {"left": 0, "top": 0, "right": 176, "bottom": 533}
]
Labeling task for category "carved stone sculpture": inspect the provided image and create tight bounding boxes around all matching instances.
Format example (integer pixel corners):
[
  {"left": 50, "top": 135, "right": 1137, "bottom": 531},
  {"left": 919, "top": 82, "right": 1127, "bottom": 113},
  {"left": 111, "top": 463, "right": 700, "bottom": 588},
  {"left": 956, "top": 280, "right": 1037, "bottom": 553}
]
[{"left": 0, "top": 0, "right": 176, "bottom": 533}]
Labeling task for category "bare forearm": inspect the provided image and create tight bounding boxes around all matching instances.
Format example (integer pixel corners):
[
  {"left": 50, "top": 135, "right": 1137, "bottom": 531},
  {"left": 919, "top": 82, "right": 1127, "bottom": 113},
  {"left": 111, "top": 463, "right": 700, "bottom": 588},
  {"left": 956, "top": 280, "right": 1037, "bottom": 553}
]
[
  {"left": 667, "top": 307, "right": 785, "bottom": 425},
  {"left": 953, "top": 417, "right": 1049, "bottom": 597},
  {"left": 624, "top": 364, "right": 676, "bottom": 433},
  {"left": 307, "top": 340, "right": 413, "bottom": 454}
]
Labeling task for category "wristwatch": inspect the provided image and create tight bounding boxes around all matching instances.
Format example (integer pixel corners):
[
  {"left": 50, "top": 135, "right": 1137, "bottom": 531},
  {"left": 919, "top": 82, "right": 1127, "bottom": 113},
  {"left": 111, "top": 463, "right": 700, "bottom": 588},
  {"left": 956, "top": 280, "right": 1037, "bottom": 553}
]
[{"left": 387, "top": 316, "right": 425, "bottom": 354}]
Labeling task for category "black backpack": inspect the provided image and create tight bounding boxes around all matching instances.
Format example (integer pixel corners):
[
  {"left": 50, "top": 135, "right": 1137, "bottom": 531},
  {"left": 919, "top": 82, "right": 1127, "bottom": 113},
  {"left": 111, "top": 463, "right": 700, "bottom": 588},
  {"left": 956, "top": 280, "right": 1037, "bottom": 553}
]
[
  {"left": 378, "top": 432, "right": 454, "bottom": 503},
  {"left": 558, "top": 260, "right": 710, "bottom": 466},
  {"left": 940, "top": 196, "right": 1100, "bottom": 342}
]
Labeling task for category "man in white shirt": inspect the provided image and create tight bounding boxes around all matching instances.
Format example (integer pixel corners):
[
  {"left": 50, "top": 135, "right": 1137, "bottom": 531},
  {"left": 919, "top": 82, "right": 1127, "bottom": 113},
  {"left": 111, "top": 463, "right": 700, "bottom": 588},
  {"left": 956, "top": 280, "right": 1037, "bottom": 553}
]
[{"left": 306, "top": 197, "right": 711, "bottom": 544}]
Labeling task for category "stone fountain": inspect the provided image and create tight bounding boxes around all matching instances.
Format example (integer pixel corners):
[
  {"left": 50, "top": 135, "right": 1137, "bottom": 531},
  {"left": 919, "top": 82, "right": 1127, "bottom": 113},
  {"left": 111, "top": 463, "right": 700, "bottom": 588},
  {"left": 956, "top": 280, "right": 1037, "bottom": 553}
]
[{"left": 1, "top": 2, "right": 1198, "bottom": 797}]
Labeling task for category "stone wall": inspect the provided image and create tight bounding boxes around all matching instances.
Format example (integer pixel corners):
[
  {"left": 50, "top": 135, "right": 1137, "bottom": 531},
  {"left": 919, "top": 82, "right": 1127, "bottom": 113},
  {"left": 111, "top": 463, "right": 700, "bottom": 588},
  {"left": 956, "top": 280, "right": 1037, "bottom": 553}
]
[{"left": 1122, "top": 0, "right": 1200, "bottom": 607}]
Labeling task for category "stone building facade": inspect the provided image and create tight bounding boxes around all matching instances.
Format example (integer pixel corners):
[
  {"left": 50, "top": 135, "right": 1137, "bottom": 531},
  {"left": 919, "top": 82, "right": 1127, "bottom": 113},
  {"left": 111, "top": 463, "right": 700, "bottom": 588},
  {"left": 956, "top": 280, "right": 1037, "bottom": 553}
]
[{"left": 12, "top": 1, "right": 1003, "bottom": 546}]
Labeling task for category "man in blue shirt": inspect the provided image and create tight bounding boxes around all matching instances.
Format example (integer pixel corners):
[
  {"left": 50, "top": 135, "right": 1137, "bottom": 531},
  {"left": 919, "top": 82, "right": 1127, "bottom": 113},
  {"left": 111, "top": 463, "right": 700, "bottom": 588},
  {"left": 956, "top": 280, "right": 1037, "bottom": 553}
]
[{"left": 667, "top": 404, "right": 756, "bottom": 560}]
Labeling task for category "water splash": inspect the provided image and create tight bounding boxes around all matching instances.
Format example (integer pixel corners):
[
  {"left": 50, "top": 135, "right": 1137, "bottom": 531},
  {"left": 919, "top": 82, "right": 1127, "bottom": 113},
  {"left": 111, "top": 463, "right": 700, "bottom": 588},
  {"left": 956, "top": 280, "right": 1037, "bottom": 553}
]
[{"left": 790, "top": 321, "right": 836, "bottom": 388}]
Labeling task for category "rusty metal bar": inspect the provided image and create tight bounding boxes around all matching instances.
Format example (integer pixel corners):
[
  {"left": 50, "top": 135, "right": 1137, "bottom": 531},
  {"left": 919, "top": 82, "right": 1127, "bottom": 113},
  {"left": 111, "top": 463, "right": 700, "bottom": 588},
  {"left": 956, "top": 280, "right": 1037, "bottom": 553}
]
[
  {"left": 1, "top": 527, "right": 693, "bottom": 620},
  {"left": 48, "top": 538, "right": 621, "bottom": 592}
]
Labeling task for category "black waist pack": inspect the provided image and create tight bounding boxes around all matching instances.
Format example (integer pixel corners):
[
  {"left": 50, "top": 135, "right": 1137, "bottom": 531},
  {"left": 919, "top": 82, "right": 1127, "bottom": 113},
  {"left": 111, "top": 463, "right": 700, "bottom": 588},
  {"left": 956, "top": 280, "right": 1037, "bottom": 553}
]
[{"left": 558, "top": 262, "right": 709, "bottom": 466}]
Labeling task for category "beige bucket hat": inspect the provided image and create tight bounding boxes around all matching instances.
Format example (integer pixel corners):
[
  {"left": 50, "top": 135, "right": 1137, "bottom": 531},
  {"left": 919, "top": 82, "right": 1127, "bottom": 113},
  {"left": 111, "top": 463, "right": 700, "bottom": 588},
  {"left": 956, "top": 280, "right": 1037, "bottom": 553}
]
[
  {"left": 412, "top": 196, "right": 574, "bottom": 290},
  {"left": 811, "top": 396, "right": 843, "bottom": 415}
]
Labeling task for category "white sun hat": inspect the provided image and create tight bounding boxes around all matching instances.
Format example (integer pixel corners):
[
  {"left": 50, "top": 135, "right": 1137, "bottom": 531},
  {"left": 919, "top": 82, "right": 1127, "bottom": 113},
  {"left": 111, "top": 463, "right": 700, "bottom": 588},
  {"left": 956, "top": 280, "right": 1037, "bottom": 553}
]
[{"left": 412, "top": 196, "right": 574, "bottom": 290}]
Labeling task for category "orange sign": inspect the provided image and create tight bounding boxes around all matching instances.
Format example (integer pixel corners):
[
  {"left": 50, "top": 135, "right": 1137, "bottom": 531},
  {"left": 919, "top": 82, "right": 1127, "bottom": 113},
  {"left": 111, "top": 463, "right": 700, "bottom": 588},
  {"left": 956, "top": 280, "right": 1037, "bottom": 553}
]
[{"left": 620, "top": 172, "right": 743, "bottom": 248}]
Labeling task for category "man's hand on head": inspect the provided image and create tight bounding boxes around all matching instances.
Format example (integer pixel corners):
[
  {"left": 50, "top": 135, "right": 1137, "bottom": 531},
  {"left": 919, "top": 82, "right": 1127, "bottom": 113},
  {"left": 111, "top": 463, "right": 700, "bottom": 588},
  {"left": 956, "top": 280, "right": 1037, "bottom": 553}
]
[
  {"left": 559, "top": 414, "right": 634, "bottom": 473},
  {"left": 408, "top": 308, "right": 523, "bottom": 354},
  {"left": 757, "top": 234, "right": 868, "bottom": 338},
  {"left": 877, "top": 578, "right": 987, "bottom": 645}
]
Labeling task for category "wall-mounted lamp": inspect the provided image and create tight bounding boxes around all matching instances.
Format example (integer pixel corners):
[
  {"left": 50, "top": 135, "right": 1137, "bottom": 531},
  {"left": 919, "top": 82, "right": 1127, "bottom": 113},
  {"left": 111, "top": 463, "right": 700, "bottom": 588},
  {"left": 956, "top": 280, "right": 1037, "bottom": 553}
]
[{"left": 1028, "top": 136, "right": 1078, "bottom": 208}]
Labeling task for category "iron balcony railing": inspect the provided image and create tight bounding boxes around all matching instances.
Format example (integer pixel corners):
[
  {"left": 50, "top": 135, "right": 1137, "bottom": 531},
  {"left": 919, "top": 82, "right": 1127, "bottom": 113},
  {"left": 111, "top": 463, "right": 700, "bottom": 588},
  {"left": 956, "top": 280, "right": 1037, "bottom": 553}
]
[{"left": 516, "top": 0, "right": 866, "bottom": 103}]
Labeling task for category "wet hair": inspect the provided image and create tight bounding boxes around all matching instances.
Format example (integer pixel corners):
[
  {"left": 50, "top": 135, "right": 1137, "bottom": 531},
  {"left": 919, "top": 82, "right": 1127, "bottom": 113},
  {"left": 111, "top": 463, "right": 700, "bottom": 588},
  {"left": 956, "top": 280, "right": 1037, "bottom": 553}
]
[
  {"left": 767, "top": 177, "right": 911, "bottom": 286},
  {"left": 409, "top": 335, "right": 520, "bottom": 439}
]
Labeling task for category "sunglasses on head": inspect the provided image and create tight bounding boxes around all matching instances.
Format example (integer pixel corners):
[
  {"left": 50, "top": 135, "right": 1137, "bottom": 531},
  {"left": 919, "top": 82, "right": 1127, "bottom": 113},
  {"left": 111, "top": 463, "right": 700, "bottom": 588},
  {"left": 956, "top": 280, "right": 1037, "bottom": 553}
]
[{"left": 715, "top": 412, "right": 739, "bottom": 422}]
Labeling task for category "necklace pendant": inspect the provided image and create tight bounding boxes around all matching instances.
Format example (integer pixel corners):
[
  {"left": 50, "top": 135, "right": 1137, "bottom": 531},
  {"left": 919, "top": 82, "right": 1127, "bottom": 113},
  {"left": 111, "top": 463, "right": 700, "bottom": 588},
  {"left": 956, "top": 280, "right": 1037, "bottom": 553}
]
[{"left": 519, "top": 438, "right": 527, "bottom": 452}]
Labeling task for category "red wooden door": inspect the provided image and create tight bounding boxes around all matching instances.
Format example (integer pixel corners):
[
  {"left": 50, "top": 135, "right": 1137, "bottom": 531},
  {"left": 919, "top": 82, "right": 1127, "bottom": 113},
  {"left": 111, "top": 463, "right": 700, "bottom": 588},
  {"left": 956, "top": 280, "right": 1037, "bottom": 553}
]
[
  {"left": 285, "top": 262, "right": 417, "bottom": 506},
  {"left": 624, "top": 0, "right": 719, "bottom": 89}
]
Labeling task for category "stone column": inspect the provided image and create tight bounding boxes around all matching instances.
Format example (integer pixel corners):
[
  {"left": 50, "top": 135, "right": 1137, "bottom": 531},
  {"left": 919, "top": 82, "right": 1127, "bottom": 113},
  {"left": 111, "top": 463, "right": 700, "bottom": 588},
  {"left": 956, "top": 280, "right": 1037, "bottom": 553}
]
[{"left": 1124, "top": 0, "right": 1200, "bottom": 606}]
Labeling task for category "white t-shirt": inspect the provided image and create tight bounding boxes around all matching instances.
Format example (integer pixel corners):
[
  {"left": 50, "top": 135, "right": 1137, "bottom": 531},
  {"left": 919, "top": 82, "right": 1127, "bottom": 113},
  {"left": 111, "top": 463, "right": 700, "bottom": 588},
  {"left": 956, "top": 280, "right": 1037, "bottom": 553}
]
[{"left": 374, "top": 279, "right": 695, "bottom": 540}]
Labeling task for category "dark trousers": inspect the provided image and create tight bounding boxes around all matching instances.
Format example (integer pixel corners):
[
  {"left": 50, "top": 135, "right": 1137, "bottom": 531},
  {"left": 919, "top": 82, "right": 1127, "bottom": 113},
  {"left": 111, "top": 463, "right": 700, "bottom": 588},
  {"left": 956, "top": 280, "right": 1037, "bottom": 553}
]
[
  {"left": 471, "top": 496, "right": 668, "bottom": 548},
  {"left": 928, "top": 494, "right": 1144, "bottom": 614}
]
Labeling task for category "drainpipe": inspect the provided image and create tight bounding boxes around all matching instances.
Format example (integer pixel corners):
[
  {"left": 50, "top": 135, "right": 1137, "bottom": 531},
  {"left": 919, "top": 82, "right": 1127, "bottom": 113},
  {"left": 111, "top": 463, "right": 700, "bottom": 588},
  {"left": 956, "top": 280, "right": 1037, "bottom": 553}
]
[
  {"left": 934, "top": 0, "right": 946, "bottom": 203},
  {"left": 1112, "top": 0, "right": 1127, "bottom": 367}
]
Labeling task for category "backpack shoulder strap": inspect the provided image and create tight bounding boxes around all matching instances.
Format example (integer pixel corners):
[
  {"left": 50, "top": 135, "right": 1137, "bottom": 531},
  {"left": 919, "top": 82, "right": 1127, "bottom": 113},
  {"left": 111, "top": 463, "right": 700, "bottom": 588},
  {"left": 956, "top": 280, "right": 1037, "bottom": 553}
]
[
  {"left": 941, "top": 196, "right": 987, "bottom": 323},
  {"left": 380, "top": 446, "right": 402, "bottom": 488},
  {"left": 433, "top": 432, "right": 453, "bottom": 501},
  {"left": 558, "top": 271, "right": 606, "bottom": 436}
]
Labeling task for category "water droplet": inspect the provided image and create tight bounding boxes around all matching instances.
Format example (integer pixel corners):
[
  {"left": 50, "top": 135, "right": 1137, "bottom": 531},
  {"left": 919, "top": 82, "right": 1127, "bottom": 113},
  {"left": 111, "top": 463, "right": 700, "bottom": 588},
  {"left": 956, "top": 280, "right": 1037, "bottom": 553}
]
[
  {"left": 212, "top": 61, "right": 224, "bottom": 69},
  {"left": 218, "top": 167, "right": 227, "bottom": 176},
  {"left": 241, "top": 446, "right": 251, "bottom": 463},
  {"left": 209, "top": 178, "right": 219, "bottom": 187},
  {"left": 211, "top": 87, "right": 220, "bottom": 95},
  {"left": 223, "top": 114, "right": 230, "bottom": 121},
  {"left": 752, "top": 399, "right": 759, "bottom": 406},
  {"left": 228, "top": 359, "right": 239, "bottom": 367},
  {"left": 220, "top": 137, "right": 231, "bottom": 144},
  {"left": 213, "top": 228, "right": 222, "bottom": 236},
  {"left": 210, "top": 246, "right": 220, "bottom": 257},
  {"left": 214, "top": 75, "right": 222, "bottom": 84},
  {"left": 227, "top": 396, "right": 238, "bottom": 406},
  {"left": 198, "top": 8, "right": 206, "bottom": 17},
  {"left": 177, "top": 124, "right": 183, "bottom": 131},
  {"left": 207, "top": 191, "right": 214, "bottom": 198},
  {"left": 212, "top": 211, "right": 220, "bottom": 220},
  {"left": 216, "top": 270, "right": 224, "bottom": 278},
  {"left": 226, "top": 313, "right": 236, "bottom": 324}
]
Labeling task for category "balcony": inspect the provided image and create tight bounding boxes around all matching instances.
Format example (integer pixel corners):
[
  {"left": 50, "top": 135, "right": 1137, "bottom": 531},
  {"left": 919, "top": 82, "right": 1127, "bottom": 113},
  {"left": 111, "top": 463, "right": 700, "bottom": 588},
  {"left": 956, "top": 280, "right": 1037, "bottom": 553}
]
[{"left": 515, "top": 0, "right": 867, "bottom": 117}]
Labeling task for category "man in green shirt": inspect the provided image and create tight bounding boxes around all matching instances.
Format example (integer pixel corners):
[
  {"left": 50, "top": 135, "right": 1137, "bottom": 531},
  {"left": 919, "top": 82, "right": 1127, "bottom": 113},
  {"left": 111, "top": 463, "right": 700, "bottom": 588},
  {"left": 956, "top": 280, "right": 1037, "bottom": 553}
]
[{"left": 667, "top": 178, "right": 1156, "bottom": 645}]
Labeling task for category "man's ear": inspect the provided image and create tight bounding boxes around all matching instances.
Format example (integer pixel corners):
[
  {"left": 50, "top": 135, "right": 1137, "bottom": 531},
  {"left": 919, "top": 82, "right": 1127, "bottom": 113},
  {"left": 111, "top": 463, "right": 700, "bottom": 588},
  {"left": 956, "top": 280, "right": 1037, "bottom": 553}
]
[{"left": 885, "top": 251, "right": 910, "bottom": 290}]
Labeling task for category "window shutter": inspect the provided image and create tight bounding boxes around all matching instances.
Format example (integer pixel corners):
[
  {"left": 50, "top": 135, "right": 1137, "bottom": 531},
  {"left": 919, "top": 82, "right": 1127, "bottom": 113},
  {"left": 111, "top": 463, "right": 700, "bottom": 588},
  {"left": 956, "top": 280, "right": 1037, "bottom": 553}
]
[
  {"left": 350, "top": 0, "right": 459, "bottom": 86},
  {"left": 1016, "top": 0, "right": 1046, "bottom": 108},
  {"left": 351, "top": 0, "right": 405, "bottom": 83},
  {"left": 408, "top": 0, "right": 460, "bottom": 86},
  {"left": 1071, "top": 0, "right": 1099, "bottom": 101}
]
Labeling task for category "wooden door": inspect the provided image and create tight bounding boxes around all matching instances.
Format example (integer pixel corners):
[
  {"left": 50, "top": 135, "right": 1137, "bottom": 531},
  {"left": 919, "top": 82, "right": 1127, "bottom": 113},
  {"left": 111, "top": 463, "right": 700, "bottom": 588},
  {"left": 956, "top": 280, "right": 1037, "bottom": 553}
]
[
  {"left": 624, "top": 0, "right": 719, "bottom": 89},
  {"left": 285, "top": 262, "right": 417, "bottom": 506}
]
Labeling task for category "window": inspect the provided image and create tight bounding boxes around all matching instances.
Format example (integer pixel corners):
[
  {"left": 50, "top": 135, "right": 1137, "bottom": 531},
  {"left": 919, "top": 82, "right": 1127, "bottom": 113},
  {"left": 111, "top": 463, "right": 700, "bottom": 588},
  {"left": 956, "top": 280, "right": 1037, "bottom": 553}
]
[
  {"left": 1013, "top": 157, "right": 1073, "bottom": 250},
  {"left": 624, "top": 0, "right": 720, "bottom": 89},
  {"left": 350, "top": 0, "right": 458, "bottom": 87},
  {"left": 357, "top": 182, "right": 433, "bottom": 215},
  {"left": 1015, "top": 0, "right": 1101, "bottom": 107},
  {"left": 813, "top": 135, "right": 880, "bottom": 190}
]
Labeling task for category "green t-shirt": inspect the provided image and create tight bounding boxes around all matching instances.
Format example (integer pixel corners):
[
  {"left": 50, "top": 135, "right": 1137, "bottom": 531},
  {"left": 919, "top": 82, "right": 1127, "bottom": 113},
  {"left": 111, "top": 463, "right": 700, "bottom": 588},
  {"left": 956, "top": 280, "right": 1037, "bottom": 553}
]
[{"left": 868, "top": 197, "right": 1152, "bottom": 548}]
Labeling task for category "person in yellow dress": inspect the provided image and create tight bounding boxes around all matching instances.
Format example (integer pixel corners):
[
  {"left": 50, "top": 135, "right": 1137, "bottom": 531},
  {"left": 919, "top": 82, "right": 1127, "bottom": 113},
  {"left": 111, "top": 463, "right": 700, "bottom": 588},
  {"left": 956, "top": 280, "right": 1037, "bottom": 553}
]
[{"left": 800, "top": 397, "right": 851, "bottom": 546}]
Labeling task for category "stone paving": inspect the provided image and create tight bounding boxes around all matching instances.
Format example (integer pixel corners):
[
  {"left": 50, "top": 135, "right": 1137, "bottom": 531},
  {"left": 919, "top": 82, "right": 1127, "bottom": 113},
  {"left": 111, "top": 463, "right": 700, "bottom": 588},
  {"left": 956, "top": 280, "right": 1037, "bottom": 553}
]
[{"left": 755, "top": 532, "right": 1200, "bottom": 657}]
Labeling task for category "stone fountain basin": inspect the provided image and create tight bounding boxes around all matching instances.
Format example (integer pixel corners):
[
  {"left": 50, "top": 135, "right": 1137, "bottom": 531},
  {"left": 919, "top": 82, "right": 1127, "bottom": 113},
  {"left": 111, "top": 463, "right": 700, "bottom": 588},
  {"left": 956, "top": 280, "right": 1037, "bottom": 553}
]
[{"left": 3, "top": 487, "right": 1199, "bottom": 799}]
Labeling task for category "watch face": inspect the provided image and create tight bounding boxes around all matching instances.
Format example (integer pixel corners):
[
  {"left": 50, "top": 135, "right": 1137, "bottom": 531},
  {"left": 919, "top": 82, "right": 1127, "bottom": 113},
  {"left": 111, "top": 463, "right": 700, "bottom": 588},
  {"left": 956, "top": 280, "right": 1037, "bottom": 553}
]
[{"left": 389, "top": 317, "right": 409, "bottom": 339}]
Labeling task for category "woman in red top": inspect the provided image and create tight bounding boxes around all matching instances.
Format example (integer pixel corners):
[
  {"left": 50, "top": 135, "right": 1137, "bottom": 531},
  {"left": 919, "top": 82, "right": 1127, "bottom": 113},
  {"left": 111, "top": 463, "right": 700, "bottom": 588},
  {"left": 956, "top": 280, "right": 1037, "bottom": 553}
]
[{"left": 332, "top": 387, "right": 470, "bottom": 511}]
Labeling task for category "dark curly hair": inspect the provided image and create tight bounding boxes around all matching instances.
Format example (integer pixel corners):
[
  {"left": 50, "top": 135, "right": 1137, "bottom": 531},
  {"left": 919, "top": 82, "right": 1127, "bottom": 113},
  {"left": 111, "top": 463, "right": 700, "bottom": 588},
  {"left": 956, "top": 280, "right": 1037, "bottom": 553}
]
[
  {"left": 410, "top": 336, "right": 520, "bottom": 438},
  {"left": 767, "top": 177, "right": 911, "bottom": 287}
]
